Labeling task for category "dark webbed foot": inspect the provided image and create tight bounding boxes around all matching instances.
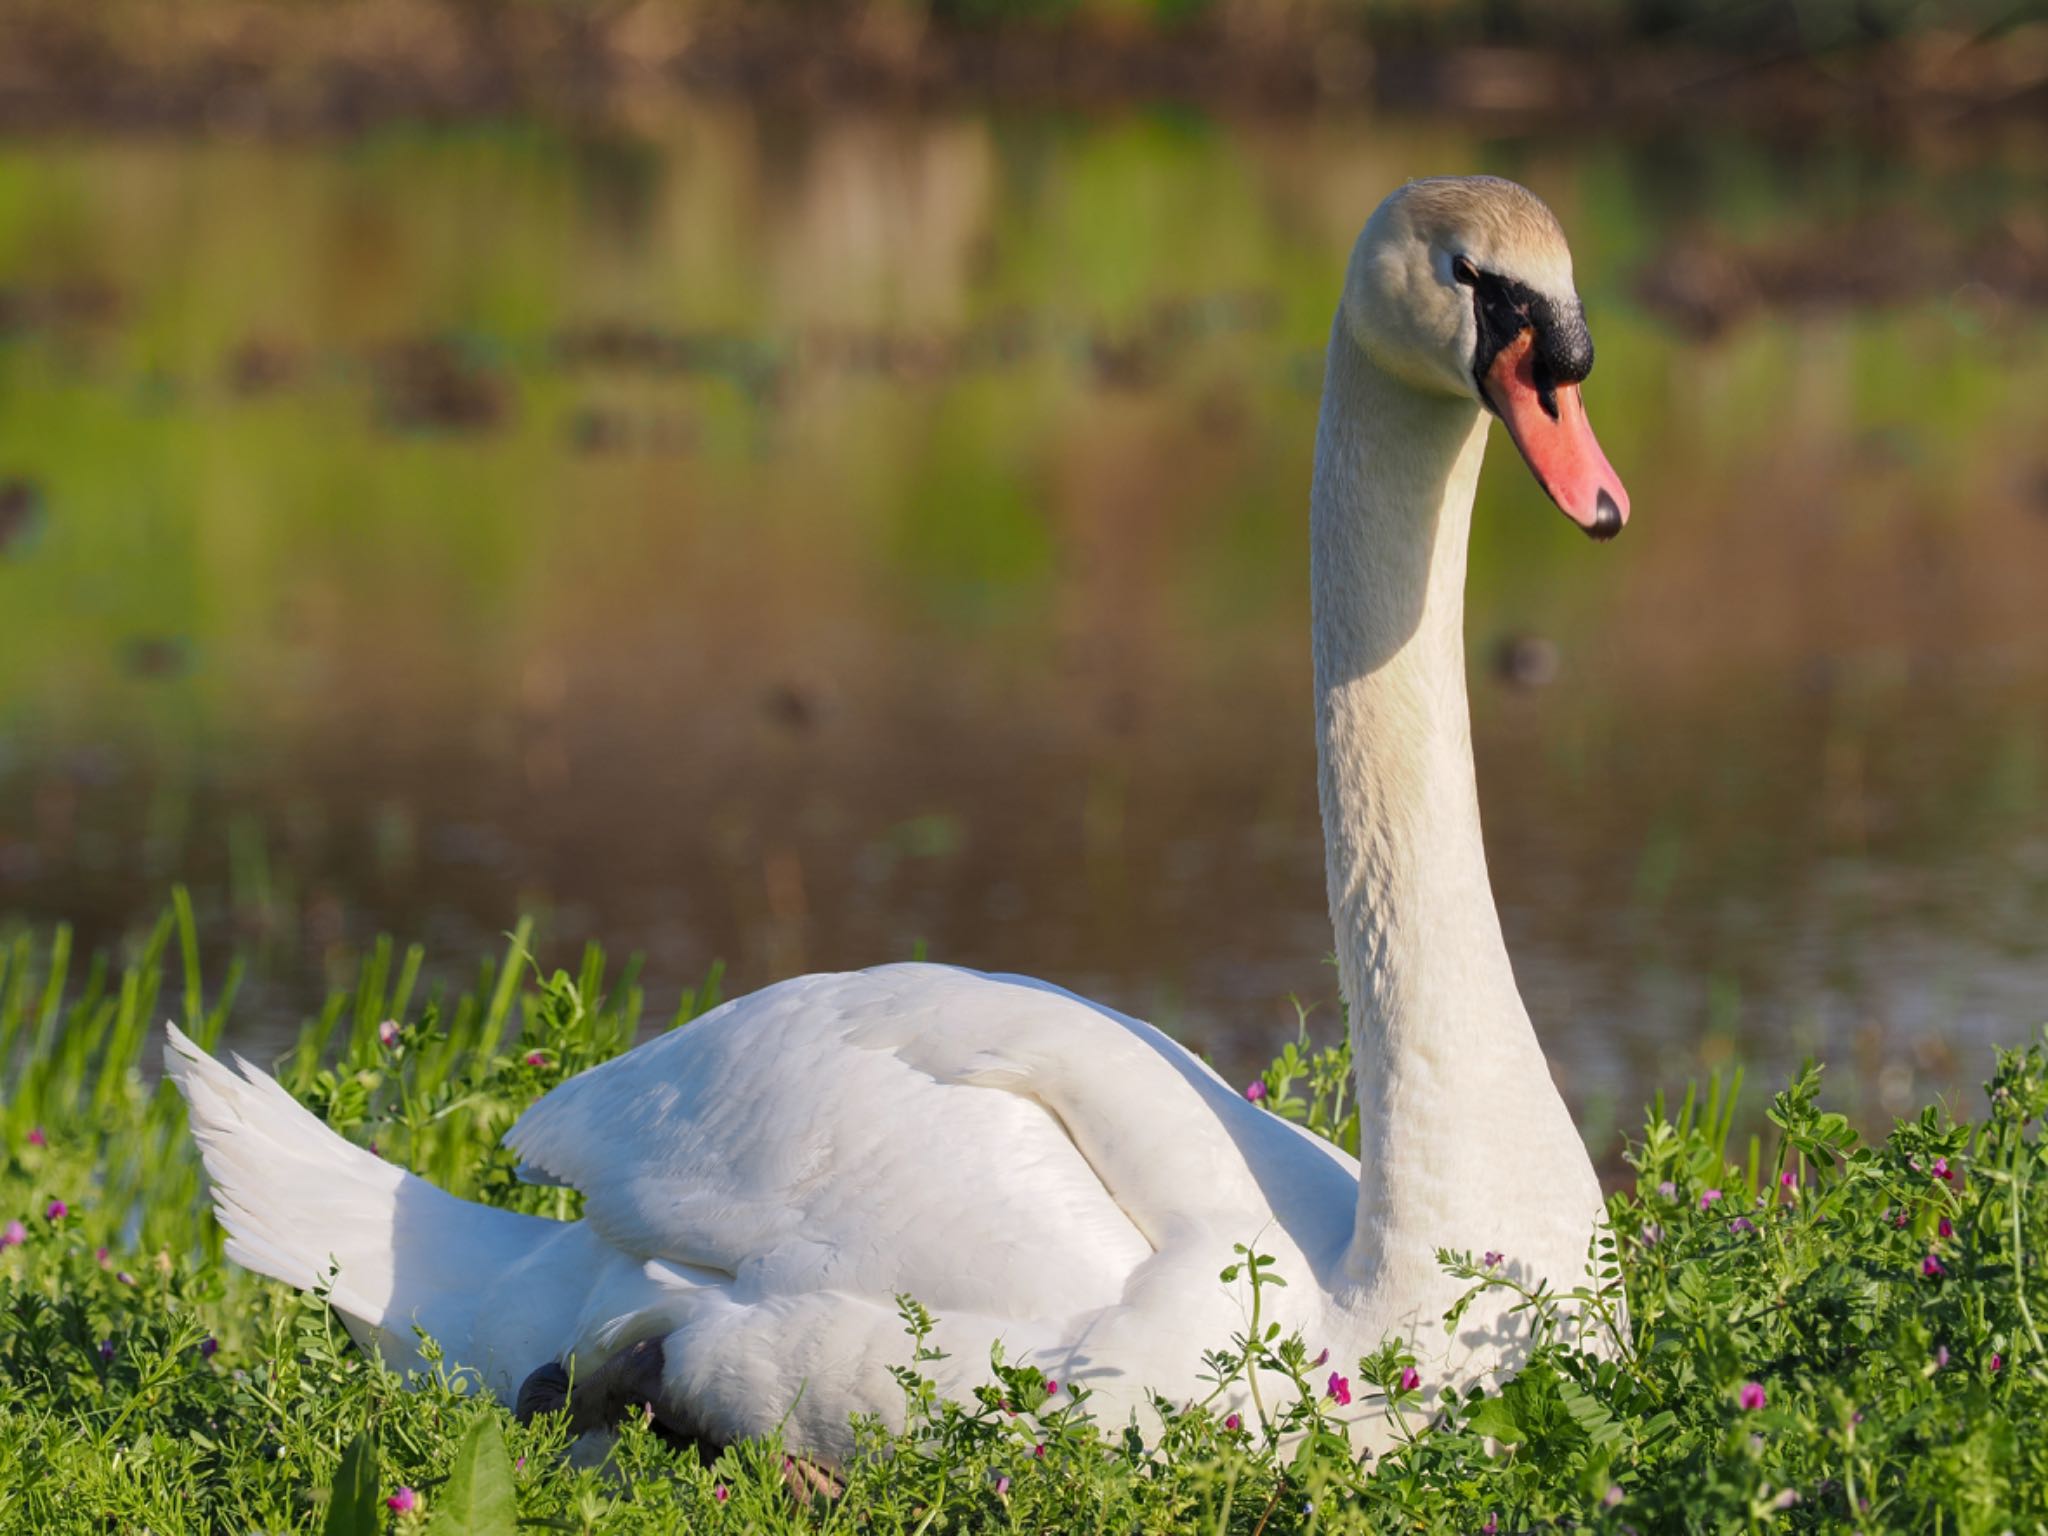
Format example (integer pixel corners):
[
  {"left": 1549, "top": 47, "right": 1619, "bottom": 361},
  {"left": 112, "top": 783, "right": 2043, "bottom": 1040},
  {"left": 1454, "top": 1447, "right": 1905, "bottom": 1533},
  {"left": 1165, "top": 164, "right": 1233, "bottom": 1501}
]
[
  {"left": 514, "top": 1361, "right": 572, "bottom": 1424},
  {"left": 515, "top": 1338, "right": 689, "bottom": 1442}
]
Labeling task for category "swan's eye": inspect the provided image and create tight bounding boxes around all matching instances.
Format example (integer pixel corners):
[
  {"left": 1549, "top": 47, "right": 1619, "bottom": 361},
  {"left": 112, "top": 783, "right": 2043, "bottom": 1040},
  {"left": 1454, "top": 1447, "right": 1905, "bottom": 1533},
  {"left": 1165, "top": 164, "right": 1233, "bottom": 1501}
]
[{"left": 1452, "top": 255, "right": 1480, "bottom": 287}]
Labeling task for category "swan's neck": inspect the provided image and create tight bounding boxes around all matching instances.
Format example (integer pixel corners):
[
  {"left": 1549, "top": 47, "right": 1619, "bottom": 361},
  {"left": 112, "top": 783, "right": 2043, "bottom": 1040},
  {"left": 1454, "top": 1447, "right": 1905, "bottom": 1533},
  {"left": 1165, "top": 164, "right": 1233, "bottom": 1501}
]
[{"left": 1311, "top": 325, "right": 1576, "bottom": 1290}]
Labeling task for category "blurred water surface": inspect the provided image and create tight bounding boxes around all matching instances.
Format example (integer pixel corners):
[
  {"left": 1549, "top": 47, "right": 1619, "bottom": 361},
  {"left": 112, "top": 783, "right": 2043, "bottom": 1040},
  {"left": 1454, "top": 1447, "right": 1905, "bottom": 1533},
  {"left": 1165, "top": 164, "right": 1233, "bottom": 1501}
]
[{"left": 1, "top": 107, "right": 2045, "bottom": 1138}]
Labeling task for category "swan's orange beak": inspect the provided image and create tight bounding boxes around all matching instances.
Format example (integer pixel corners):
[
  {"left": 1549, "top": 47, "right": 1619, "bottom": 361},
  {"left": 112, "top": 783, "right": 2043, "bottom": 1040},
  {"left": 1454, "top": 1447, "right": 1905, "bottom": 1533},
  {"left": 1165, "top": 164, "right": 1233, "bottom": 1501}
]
[{"left": 1482, "top": 329, "right": 1629, "bottom": 540}]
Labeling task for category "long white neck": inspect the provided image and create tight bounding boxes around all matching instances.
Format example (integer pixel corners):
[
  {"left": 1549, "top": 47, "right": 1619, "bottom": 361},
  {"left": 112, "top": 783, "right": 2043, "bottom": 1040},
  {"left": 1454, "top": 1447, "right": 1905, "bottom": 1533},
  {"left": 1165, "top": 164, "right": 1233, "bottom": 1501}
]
[{"left": 1311, "top": 320, "right": 1589, "bottom": 1298}]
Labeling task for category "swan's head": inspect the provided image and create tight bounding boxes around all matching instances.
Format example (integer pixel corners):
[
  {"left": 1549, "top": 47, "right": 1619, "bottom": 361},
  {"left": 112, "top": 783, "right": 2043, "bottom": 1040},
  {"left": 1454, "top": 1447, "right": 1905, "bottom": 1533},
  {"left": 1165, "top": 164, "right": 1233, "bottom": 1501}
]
[{"left": 1341, "top": 175, "right": 1629, "bottom": 539}]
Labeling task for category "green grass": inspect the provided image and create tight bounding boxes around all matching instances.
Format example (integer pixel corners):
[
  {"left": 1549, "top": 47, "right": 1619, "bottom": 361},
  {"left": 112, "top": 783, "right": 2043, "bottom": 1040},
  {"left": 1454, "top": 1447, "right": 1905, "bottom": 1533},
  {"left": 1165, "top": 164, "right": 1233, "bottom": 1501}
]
[{"left": 1, "top": 899, "right": 2046, "bottom": 1532}]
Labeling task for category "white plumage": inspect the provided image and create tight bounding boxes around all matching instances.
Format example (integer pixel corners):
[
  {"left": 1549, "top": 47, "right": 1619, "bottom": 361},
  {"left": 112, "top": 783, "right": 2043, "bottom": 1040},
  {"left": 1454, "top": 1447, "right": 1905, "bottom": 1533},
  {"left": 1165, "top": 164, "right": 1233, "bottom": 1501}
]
[
  {"left": 168, "top": 967, "right": 1359, "bottom": 1458},
  {"left": 167, "top": 174, "right": 1627, "bottom": 1461}
]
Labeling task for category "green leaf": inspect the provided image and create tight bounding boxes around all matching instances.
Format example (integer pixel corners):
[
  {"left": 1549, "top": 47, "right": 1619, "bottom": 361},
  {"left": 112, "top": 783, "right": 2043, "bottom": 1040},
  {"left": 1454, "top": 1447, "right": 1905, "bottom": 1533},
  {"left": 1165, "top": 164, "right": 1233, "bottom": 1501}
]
[
  {"left": 323, "top": 1428, "right": 380, "bottom": 1536},
  {"left": 430, "top": 1411, "right": 517, "bottom": 1536},
  {"left": 1462, "top": 1396, "right": 1524, "bottom": 1444}
]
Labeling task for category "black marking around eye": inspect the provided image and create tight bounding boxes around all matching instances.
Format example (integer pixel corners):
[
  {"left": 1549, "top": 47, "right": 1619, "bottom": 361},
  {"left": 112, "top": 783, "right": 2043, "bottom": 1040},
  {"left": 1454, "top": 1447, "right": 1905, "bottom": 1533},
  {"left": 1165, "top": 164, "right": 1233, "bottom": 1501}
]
[{"left": 1459, "top": 262, "right": 1594, "bottom": 409}]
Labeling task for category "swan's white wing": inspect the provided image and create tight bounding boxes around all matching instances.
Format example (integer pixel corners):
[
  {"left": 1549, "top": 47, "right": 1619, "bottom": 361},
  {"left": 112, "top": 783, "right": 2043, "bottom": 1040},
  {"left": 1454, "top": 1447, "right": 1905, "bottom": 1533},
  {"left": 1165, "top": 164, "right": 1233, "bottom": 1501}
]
[{"left": 504, "top": 965, "right": 1358, "bottom": 1322}]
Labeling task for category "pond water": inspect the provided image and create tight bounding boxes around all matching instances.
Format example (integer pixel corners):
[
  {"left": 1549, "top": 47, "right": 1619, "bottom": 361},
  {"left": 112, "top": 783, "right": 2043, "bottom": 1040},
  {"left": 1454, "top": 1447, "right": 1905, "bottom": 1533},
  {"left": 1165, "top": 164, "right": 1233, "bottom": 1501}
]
[{"left": 1, "top": 107, "right": 2044, "bottom": 1144}]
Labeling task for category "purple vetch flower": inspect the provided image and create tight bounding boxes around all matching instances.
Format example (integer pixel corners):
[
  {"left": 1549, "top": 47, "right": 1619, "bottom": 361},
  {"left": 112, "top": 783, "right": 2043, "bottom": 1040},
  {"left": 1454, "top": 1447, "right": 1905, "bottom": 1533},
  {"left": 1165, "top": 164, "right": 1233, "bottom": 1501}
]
[
  {"left": 1991, "top": 1354, "right": 2004, "bottom": 1372},
  {"left": 994, "top": 1475, "right": 1012, "bottom": 1496},
  {"left": 713, "top": 1485, "right": 728, "bottom": 1503},
  {"left": 1932, "top": 1156, "right": 1954, "bottom": 1182},
  {"left": 1244, "top": 1080, "right": 1266, "bottom": 1102},
  {"left": 1482, "top": 1250, "right": 1503, "bottom": 1268},
  {"left": 524, "top": 1051, "right": 547, "bottom": 1067},
  {"left": 199, "top": 1337, "right": 218, "bottom": 1359},
  {"left": 1481, "top": 1515, "right": 1499, "bottom": 1536},
  {"left": 1737, "top": 1381, "right": 1767, "bottom": 1412},
  {"left": 1042, "top": 1379, "right": 1058, "bottom": 1397},
  {"left": 1934, "top": 1345, "right": 1950, "bottom": 1369},
  {"left": 1656, "top": 1180, "right": 1676, "bottom": 1199},
  {"left": 1729, "top": 1217, "right": 1756, "bottom": 1235},
  {"left": 386, "top": 1486, "right": 417, "bottom": 1514},
  {"left": 0, "top": 1220, "right": 25, "bottom": 1249},
  {"left": 1698, "top": 1188, "right": 1723, "bottom": 1211},
  {"left": 116, "top": 1271, "right": 134, "bottom": 1286},
  {"left": 1032, "top": 1443, "right": 1046, "bottom": 1460},
  {"left": 1939, "top": 1217, "right": 1954, "bottom": 1239},
  {"left": 95, "top": 1247, "right": 110, "bottom": 1267},
  {"left": 98, "top": 1339, "right": 115, "bottom": 1362},
  {"left": 378, "top": 1020, "right": 400, "bottom": 1049},
  {"left": 1894, "top": 1209, "right": 1910, "bottom": 1229},
  {"left": 1223, "top": 1413, "right": 1241, "bottom": 1432},
  {"left": 1325, "top": 1373, "right": 1352, "bottom": 1406},
  {"left": 1780, "top": 1169, "right": 1798, "bottom": 1192},
  {"left": 26, "top": 1128, "right": 45, "bottom": 1148},
  {"left": 44, "top": 1199, "right": 67, "bottom": 1221},
  {"left": 1604, "top": 1484, "right": 1625, "bottom": 1508},
  {"left": 1397, "top": 1366, "right": 1421, "bottom": 1394},
  {"left": 1922, "top": 1253, "right": 1945, "bottom": 1278}
]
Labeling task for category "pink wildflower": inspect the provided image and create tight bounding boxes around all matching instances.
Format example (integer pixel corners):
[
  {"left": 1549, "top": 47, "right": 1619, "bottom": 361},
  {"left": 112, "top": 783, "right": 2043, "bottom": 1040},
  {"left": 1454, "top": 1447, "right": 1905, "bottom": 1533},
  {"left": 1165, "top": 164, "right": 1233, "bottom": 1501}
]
[
  {"left": 1223, "top": 1413, "right": 1241, "bottom": 1432},
  {"left": 1482, "top": 1250, "right": 1503, "bottom": 1268},
  {"left": 1991, "top": 1354, "right": 2003, "bottom": 1372},
  {"left": 44, "top": 1199, "right": 66, "bottom": 1221},
  {"left": 1397, "top": 1366, "right": 1421, "bottom": 1393},
  {"left": 995, "top": 1475, "right": 1012, "bottom": 1496},
  {"left": 0, "top": 1220, "right": 24, "bottom": 1249},
  {"left": 1737, "top": 1381, "right": 1766, "bottom": 1411},
  {"left": 713, "top": 1485, "right": 728, "bottom": 1503},
  {"left": 98, "top": 1339, "right": 114, "bottom": 1362},
  {"left": 116, "top": 1271, "right": 134, "bottom": 1286},
  {"left": 1780, "top": 1169, "right": 1797, "bottom": 1192},
  {"left": 525, "top": 1051, "right": 547, "bottom": 1067},
  {"left": 1934, "top": 1344, "right": 1950, "bottom": 1369},
  {"left": 1325, "top": 1372, "right": 1352, "bottom": 1406},
  {"left": 386, "top": 1486, "right": 417, "bottom": 1514},
  {"left": 1640, "top": 1223, "right": 1663, "bottom": 1247},
  {"left": 1728, "top": 1217, "right": 1756, "bottom": 1235},
  {"left": 96, "top": 1247, "right": 110, "bottom": 1267},
  {"left": 199, "top": 1337, "right": 218, "bottom": 1359},
  {"left": 378, "top": 1020, "right": 400, "bottom": 1048},
  {"left": 1244, "top": 1080, "right": 1266, "bottom": 1102},
  {"left": 1922, "top": 1253, "right": 1945, "bottom": 1278},
  {"left": 1894, "top": 1210, "right": 1909, "bottom": 1229},
  {"left": 1481, "top": 1516, "right": 1499, "bottom": 1536},
  {"left": 1604, "top": 1484, "right": 1625, "bottom": 1508},
  {"left": 26, "top": 1128, "right": 45, "bottom": 1148},
  {"left": 1043, "top": 1379, "right": 1058, "bottom": 1397},
  {"left": 1656, "top": 1180, "right": 1676, "bottom": 1199},
  {"left": 1939, "top": 1217, "right": 1954, "bottom": 1239},
  {"left": 1932, "top": 1156, "right": 1954, "bottom": 1182},
  {"left": 1698, "top": 1188, "right": 1722, "bottom": 1210},
  {"left": 1033, "top": 1443, "right": 1046, "bottom": 1460}
]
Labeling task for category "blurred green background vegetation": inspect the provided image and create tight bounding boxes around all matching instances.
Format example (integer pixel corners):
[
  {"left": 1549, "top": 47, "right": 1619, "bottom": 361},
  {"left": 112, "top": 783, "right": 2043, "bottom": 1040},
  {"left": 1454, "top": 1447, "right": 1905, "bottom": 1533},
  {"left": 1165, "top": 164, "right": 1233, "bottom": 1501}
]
[{"left": 0, "top": 0, "right": 2044, "bottom": 1147}]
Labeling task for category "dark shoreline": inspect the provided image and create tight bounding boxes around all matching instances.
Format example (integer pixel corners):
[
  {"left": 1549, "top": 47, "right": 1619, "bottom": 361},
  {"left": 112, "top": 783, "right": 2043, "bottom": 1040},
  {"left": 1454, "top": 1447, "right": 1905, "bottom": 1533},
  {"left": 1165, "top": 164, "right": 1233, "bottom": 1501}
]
[{"left": 0, "top": 2, "right": 2042, "bottom": 136}]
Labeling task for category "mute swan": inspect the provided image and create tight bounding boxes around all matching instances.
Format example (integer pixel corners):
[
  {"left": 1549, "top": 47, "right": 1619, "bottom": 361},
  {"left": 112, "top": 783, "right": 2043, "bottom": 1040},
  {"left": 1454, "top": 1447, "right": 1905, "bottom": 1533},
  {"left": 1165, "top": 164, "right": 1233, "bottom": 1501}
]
[{"left": 167, "top": 174, "right": 1630, "bottom": 1462}]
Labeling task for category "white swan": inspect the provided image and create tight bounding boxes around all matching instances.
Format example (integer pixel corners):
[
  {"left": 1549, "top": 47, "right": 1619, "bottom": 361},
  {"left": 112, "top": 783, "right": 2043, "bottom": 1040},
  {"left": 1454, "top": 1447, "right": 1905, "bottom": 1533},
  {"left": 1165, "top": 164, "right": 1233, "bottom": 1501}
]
[{"left": 167, "top": 174, "right": 1630, "bottom": 1462}]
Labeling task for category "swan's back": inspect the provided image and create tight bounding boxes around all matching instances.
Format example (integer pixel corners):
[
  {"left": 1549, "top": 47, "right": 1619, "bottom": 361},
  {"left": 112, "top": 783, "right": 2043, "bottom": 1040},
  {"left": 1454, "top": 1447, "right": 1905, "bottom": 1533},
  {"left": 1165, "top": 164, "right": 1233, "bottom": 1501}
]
[{"left": 506, "top": 964, "right": 1358, "bottom": 1317}]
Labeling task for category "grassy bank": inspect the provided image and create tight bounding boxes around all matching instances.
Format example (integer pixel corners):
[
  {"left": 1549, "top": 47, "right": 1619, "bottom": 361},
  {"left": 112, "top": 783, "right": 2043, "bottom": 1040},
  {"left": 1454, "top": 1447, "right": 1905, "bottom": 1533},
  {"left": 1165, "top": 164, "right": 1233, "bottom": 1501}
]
[{"left": 1, "top": 900, "right": 2045, "bottom": 1531}]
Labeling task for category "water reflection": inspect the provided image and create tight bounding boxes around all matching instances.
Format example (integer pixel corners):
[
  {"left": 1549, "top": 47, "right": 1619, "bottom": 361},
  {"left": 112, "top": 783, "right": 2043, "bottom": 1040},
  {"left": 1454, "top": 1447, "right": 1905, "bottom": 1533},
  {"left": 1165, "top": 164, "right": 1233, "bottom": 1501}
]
[{"left": 0, "top": 107, "right": 2043, "bottom": 1144}]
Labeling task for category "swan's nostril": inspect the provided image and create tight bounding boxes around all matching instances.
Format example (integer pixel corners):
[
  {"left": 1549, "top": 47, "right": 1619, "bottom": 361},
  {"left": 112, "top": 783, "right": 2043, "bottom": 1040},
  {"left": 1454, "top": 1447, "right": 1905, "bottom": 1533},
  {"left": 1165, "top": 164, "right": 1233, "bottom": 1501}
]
[{"left": 1588, "top": 490, "right": 1624, "bottom": 541}]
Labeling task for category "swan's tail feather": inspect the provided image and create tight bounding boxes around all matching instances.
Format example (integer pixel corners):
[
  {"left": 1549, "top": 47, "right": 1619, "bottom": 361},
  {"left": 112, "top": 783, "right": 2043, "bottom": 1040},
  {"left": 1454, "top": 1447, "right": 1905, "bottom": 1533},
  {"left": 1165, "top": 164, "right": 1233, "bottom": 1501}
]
[{"left": 164, "top": 1023, "right": 561, "bottom": 1381}]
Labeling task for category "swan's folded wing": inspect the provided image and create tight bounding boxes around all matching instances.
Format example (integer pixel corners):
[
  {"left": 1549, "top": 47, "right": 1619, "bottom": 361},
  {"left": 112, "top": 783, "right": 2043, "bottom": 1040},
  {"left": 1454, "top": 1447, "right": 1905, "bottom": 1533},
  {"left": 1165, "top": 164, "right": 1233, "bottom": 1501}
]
[{"left": 502, "top": 968, "right": 1173, "bottom": 1315}]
